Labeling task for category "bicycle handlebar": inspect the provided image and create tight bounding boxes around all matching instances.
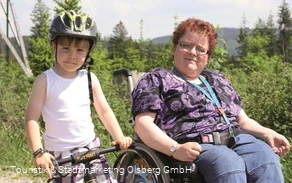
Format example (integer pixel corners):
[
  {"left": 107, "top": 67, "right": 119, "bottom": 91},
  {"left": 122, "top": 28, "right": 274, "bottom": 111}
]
[
  {"left": 47, "top": 142, "right": 138, "bottom": 183},
  {"left": 46, "top": 145, "right": 121, "bottom": 183},
  {"left": 54, "top": 145, "right": 120, "bottom": 166}
]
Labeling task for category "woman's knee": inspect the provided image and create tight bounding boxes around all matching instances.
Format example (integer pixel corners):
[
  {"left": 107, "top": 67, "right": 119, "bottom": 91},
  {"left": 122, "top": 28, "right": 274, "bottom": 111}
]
[
  {"left": 247, "top": 161, "right": 284, "bottom": 183},
  {"left": 196, "top": 145, "right": 246, "bottom": 183},
  {"left": 197, "top": 144, "right": 245, "bottom": 166},
  {"left": 234, "top": 134, "right": 284, "bottom": 183},
  {"left": 235, "top": 134, "right": 282, "bottom": 170}
]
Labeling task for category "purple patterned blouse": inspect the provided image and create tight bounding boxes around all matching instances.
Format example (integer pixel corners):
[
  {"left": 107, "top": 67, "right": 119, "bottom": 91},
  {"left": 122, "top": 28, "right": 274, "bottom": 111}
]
[{"left": 132, "top": 67, "right": 242, "bottom": 141}]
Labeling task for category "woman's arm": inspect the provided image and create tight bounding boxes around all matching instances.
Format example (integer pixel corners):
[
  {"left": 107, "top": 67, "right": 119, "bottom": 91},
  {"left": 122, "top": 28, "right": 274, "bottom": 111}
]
[
  {"left": 237, "top": 109, "right": 272, "bottom": 139},
  {"left": 135, "top": 112, "right": 202, "bottom": 162},
  {"left": 237, "top": 109, "right": 290, "bottom": 156}
]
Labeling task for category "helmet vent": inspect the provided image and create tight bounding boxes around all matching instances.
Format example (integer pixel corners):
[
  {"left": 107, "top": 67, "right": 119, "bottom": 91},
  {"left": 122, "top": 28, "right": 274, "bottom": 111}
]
[
  {"left": 86, "top": 17, "right": 92, "bottom": 29},
  {"left": 63, "top": 15, "right": 71, "bottom": 28},
  {"left": 75, "top": 16, "right": 81, "bottom": 29}
]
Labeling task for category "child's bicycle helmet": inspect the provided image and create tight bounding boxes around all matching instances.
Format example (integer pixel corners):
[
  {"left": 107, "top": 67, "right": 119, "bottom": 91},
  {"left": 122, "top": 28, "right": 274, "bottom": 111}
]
[{"left": 49, "top": 10, "right": 97, "bottom": 47}]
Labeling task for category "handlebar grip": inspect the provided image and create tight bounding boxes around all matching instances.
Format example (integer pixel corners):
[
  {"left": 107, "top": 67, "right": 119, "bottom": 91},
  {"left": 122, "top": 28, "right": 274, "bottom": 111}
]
[
  {"left": 55, "top": 145, "right": 121, "bottom": 166},
  {"left": 113, "top": 68, "right": 132, "bottom": 77},
  {"left": 99, "top": 145, "right": 120, "bottom": 154},
  {"left": 56, "top": 156, "right": 73, "bottom": 165}
]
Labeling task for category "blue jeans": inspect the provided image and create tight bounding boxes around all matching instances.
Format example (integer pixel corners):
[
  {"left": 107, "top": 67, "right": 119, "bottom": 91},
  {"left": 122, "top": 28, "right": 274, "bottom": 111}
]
[{"left": 195, "top": 134, "right": 284, "bottom": 183}]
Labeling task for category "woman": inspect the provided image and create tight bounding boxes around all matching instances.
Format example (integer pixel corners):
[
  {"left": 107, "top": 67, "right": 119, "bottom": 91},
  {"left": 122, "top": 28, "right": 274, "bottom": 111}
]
[{"left": 132, "top": 18, "right": 290, "bottom": 183}]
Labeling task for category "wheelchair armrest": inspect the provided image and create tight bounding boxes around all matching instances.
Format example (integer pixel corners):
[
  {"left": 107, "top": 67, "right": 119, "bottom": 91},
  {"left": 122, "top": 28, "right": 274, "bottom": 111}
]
[{"left": 132, "top": 140, "right": 201, "bottom": 178}]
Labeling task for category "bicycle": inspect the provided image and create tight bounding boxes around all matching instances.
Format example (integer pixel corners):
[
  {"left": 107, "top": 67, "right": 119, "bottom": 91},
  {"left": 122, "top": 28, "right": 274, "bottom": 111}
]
[{"left": 47, "top": 144, "right": 121, "bottom": 183}]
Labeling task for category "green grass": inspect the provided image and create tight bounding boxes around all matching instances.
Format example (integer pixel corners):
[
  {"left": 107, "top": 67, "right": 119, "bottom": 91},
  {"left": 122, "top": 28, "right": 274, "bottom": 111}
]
[
  {"left": 281, "top": 151, "right": 292, "bottom": 183},
  {"left": 0, "top": 126, "right": 47, "bottom": 181}
]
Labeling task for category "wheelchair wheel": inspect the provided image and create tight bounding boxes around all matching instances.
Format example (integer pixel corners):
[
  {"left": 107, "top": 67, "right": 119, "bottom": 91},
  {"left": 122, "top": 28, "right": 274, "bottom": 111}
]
[{"left": 113, "top": 142, "right": 171, "bottom": 183}]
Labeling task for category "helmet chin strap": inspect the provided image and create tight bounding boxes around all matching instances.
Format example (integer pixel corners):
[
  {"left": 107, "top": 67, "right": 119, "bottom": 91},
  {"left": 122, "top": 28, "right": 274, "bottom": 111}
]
[
  {"left": 84, "top": 43, "right": 95, "bottom": 104},
  {"left": 53, "top": 40, "right": 58, "bottom": 67},
  {"left": 77, "top": 51, "right": 94, "bottom": 104},
  {"left": 84, "top": 54, "right": 94, "bottom": 104}
]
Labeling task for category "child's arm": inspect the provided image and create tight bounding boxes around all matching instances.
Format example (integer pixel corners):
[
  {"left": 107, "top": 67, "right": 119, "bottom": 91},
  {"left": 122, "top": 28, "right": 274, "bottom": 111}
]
[
  {"left": 25, "top": 74, "right": 54, "bottom": 178},
  {"left": 91, "top": 73, "right": 132, "bottom": 150}
]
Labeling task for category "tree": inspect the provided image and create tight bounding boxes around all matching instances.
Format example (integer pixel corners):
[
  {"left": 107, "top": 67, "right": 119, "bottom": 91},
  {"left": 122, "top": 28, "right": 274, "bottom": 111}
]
[
  {"left": 28, "top": 0, "right": 54, "bottom": 76},
  {"left": 236, "top": 20, "right": 272, "bottom": 73},
  {"left": 265, "top": 13, "right": 278, "bottom": 57},
  {"left": 139, "top": 19, "right": 144, "bottom": 41},
  {"left": 236, "top": 14, "right": 250, "bottom": 58},
  {"left": 108, "top": 21, "right": 130, "bottom": 59},
  {"left": 253, "top": 18, "right": 266, "bottom": 37},
  {"left": 30, "top": 0, "right": 51, "bottom": 38},
  {"left": 151, "top": 41, "right": 173, "bottom": 71},
  {"left": 53, "top": 0, "right": 81, "bottom": 14},
  {"left": 208, "top": 26, "right": 229, "bottom": 72},
  {"left": 277, "top": 0, "right": 292, "bottom": 63}
]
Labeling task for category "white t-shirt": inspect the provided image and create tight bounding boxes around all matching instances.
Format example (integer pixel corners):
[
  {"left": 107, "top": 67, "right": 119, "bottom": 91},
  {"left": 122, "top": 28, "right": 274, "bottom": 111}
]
[{"left": 42, "top": 68, "right": 95, "bottom": 151}]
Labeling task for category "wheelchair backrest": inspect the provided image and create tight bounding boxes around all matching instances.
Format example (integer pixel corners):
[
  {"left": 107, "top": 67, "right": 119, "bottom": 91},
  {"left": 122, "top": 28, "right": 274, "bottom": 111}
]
[
  {"left": 113, "top": 68, "right": 145, "bottom": 134},
  {"left": 113, "top": 68, "right": 145, "bottom": 101}
]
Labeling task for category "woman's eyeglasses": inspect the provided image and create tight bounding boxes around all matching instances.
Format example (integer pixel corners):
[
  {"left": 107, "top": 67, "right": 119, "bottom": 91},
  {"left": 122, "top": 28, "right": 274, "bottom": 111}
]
[{"left": 178, "top": 42, "right": 209, "bottom": 55}]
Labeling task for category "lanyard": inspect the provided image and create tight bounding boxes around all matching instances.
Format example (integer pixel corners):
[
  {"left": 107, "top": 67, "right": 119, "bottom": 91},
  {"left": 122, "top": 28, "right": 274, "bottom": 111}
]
[{"left": 172, "top": 67, "right": 231, "bottom": 125}]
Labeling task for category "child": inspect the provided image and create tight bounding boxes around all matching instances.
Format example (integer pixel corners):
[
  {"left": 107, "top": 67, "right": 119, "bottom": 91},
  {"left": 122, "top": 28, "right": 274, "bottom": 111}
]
[{"left": 25, "top": 10, "right": 132, "bottom": 182}]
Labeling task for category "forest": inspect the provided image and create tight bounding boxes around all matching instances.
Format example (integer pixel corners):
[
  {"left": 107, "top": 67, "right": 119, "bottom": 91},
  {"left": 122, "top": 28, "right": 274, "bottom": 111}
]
[{"left": 0, "top": 0, "right": 292, "bottom": 182}]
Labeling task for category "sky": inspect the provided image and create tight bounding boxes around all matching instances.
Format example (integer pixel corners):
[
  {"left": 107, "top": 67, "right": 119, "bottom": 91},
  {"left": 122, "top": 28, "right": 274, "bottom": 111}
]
[{"left": 0, "top": 0, "right": 291, "bottom": 40}]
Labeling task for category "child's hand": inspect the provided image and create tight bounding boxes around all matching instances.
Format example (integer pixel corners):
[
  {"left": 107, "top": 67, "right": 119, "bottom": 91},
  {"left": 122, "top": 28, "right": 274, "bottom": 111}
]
[
  {"left": 34, "top": 152, "right": 55, "bottom": 179},
  {"left": 112, "top": 136, "right": 132, "bottom": 150}
]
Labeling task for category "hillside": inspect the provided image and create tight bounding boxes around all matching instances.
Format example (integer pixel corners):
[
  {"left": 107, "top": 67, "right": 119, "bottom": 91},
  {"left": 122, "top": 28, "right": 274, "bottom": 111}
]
[
  {"left": 151, "top": 27, "right": 240, "bottom": 56},
  {"left": 0, "top": 28, "right": 240, "bottom": 59}
]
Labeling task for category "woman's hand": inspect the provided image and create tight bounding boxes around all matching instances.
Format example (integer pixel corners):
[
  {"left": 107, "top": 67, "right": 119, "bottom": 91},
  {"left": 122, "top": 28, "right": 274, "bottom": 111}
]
[
  {"left": 173, "top": 142, "right": 202, "bottom": 161},
  {"left": 264, "top": 130, "right": 291, "bottom": 156},
  {"left": 112, "top": 136, "right": 132, "bottom": 150},
  {"left": 34, "top": 152, "right": 55, "bottom": 178}
]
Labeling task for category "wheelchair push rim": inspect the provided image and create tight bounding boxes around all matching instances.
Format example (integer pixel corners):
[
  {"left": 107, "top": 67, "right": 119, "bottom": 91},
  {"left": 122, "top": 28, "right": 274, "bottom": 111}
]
[{"left": 113, "top": 142, "right": 171, "bottom": 183}]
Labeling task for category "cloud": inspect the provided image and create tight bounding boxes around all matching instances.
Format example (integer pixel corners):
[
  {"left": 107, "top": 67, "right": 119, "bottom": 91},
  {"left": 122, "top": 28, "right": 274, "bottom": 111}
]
[
  {"left": 0, "top": 0, "right": 290, "bottom": 39},
  {"left": 130, "top": 0, "right": 162, "bottom": 11},
  {"left": 204, "top": 0, "right": 252, "bottom": 6},
  {"left": 204, "top": 0, "right": 277, "bottom": 14},
  {"left": 112, "top": 1, "right": 131, "bottom": 16}
]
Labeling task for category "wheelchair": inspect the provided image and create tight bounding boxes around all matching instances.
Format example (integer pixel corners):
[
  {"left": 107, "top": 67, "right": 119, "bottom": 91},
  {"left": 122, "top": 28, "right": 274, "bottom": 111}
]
[
  {"left": 113, "top": 141, "right": 205, "bottom": 183},
  {"left": 112, "top": 69, "right": 206, "bottom": 183}
]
